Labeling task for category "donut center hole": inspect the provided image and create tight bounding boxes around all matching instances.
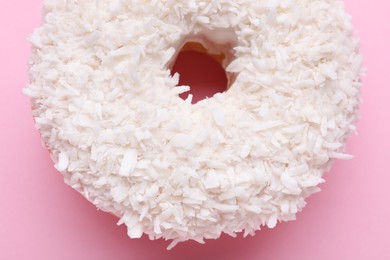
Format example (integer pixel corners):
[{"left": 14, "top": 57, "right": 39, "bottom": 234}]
[{"left": 170, "top": 42, "right": 236, "bottom": 104}]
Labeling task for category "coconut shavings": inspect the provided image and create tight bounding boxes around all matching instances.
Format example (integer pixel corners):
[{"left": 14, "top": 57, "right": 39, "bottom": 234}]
[{"left": 26, "top": 0, "right": 362, "bottom": 249}]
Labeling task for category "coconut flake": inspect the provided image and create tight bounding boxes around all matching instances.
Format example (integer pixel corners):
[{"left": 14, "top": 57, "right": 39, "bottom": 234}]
[
  {"left": 281, "top": 172, "right": 302, "bottom": 195},
  {"left": 329, "top": 152, "right": 354, "bottom": 160},
  {"left": 128, "top": 222, "right": 143, "bottom": 238},
  {"left": 267, "top": 213, "right": 278, "bottom": 228},
  {"left": 170, "top": 134, "right": 194, "bottom": 150},
  {"left": 110, "top": 186, "right": 128, "bottom": 202},
  {"left": 119, "top": 149, "right": 138, "bottom": 176},
  {"left": 55, "top": 152, "right": 69, "bottom": 171}
]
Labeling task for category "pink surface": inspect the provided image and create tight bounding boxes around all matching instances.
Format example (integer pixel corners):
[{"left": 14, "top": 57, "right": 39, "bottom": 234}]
[
  {"left": 171, "top": 50, "right": 229, "bottom": 104},
  {"left": 1, "top": 0, "right": 390, "bottom": 259}
]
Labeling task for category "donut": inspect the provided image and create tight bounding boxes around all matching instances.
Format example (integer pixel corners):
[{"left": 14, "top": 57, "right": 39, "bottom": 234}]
[{"left": 25, "top": 0, "right": 362, "bottom": 249}]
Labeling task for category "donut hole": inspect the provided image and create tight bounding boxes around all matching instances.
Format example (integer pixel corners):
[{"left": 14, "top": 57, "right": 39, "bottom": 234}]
[{"left": 170, "top": 41, "right": 236, "bottom": 104}]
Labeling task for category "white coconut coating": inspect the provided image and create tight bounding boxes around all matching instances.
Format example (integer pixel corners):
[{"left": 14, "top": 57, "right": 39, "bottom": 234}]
[{"left": 25, "top": 0, "right": 362, "bottom": 249}]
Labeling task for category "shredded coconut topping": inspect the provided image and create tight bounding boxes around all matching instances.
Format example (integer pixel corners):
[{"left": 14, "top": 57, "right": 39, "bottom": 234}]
[{"left": 25, "top": 0, "right": 362, "bottom": 249}]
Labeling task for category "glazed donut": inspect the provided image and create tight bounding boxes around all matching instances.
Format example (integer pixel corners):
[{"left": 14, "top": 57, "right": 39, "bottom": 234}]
[{"left": 25, "top": 0, "right": 362, "bottom": 248}]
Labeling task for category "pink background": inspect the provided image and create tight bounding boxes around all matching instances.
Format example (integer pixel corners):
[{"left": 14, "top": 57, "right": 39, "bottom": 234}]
[{"left": 1, "top": 0, "right": 390, "bottom": 259}]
